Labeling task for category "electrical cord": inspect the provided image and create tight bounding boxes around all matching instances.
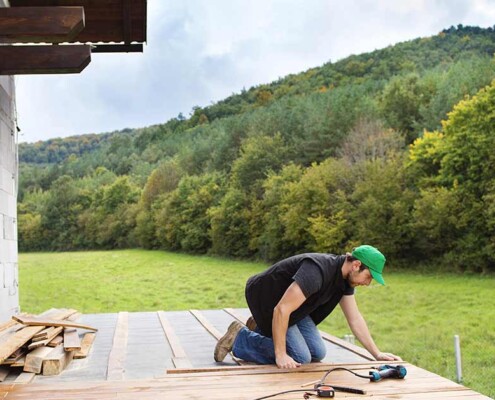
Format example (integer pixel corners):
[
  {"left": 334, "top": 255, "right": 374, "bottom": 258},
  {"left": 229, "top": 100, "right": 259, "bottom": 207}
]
[
  {"left": 252, "top": 367, "right": 369, "bottom": 399},
  {"left": 253, "top": 389, "right": 317, "bottom": 400}
]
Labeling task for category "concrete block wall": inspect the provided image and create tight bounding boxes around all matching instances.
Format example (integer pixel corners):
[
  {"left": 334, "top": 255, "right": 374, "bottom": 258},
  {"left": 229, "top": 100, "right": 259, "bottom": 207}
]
[{"left": 0, "top": 0, "right": 20, "bottom": 323}]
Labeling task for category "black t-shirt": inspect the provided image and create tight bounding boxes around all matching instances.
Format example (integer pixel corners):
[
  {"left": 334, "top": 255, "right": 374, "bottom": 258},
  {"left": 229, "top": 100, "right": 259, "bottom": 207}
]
[{"left": 245, "top": 253, "right": 354, "bottom": 337}]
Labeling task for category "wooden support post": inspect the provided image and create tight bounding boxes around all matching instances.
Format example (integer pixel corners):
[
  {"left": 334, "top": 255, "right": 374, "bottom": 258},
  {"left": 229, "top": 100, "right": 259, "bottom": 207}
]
[
  {"left": 0, "top": 45, "right": 91, "bottom": 75},
  {"left": 0, "top": 7, "right": 85, "bottom": 43}
]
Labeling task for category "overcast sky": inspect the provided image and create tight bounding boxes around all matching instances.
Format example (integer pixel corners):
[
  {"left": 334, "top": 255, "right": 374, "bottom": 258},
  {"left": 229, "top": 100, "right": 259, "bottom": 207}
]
[{"left": 14, "top": 0, "right": 495, "bottom": 143}]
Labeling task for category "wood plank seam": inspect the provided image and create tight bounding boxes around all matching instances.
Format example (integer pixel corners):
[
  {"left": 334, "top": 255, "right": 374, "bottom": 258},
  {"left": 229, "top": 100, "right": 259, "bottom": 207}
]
[{"left": 106, "top": 311, "right": 128, "bottom": 381}]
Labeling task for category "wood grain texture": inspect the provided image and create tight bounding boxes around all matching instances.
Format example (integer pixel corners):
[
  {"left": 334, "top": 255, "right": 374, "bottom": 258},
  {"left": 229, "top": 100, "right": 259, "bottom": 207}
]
[
  {"left": 23, "top": 346, "right": 54, "bottom": 373},
  {"left": 42, "top": 344, "right": 74, "bottom": 376},
  {"left": 0, "top": 6, "right": 84, "bottom": 43},
  {"left": 12, "top": 315, "right": 97, "bottom": 332},
  {"left": 28, "top": 327, "right": 63, "bottom": 350},
  {"left": 9, "top": 0, "right": 147, "bottom": 43},
  {"left": 0, "top": 362, "right": 490, "bottom": 399},
  {"left": 157, "top": 311, "right": 190, "bottom": 364},
  {"left": 0, "top": 309, "right": 76, "bottom": 363},
  {"left": 63, "top": 328, "right": 81, "bottom": 351},
  {"left": 106, "top": 311, "right": 128, "bottom": 381},
  {"left": 13, "top": 371, "right": 35, "bottom": 384},
  {"left": 47, "top": 335, "right": 63, "bottom": 348},
  {"left": 73, "top": 332, "right": 96, "bottom": 359},
  {"left": 0, "top": 45, "right": 91, "bottom": 75}
]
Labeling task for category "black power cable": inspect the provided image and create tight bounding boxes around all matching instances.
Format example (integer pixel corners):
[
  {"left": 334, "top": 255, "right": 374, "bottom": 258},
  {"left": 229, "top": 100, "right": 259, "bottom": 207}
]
[{"left": 252, "top": 367, "right": 369, "bottom": 400}]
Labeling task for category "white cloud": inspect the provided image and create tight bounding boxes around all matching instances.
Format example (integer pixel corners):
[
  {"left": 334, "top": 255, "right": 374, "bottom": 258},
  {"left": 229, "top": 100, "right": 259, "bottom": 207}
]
[{"left": 14, "top": 0, "right": 495, "bottom": 143}]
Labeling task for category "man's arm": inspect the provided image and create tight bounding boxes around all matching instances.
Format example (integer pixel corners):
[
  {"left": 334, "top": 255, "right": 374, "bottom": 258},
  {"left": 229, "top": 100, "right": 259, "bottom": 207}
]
[
  {"left": 272, "top": 281, "right": 306, "bottom": 368},
  {"left": 339, "top": 295, "right": 402, "bottom": 361}
]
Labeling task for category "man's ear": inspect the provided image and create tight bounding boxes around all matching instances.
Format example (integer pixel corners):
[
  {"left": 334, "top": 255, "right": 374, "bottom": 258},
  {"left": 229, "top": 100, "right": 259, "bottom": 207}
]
[{"left": 352, "top": 260, "right": 362, "bottom": 271}]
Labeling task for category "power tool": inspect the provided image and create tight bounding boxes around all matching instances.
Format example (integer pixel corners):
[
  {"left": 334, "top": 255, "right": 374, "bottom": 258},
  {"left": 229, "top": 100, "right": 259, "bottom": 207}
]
[{"left": 369, "top": 364, "right": 407, "bottom": 382}]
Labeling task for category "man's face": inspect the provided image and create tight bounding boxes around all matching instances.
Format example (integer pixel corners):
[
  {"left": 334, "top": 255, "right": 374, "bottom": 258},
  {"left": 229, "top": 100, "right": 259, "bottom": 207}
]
[{"left": 348, "top": 264, "right": 373, "bottom": 287}]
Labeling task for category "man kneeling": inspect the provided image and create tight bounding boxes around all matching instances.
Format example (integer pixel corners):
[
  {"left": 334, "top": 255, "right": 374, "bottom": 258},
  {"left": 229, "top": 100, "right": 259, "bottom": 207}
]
[{"left": 214, "top": 245, "right": 401, "bottom": 368}]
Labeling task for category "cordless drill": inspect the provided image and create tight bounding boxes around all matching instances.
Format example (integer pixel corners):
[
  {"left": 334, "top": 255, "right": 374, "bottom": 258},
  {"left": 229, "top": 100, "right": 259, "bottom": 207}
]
[{"left": 369, "top": 364, "right": 407, "bottom": 382}]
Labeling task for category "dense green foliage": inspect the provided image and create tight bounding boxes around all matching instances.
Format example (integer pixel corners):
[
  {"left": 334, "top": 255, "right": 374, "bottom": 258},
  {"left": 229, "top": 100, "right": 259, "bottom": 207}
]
[
  {"left": 19, "top": 250, "right": 495, "bottom": 397},
  {"left": 18, "top": 25, "right": 495, "bottom": 272}
]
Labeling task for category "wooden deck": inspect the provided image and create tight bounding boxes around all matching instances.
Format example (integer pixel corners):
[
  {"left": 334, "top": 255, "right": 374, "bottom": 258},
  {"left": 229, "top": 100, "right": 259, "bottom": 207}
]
[{"left": 0, "top": 309, "right": 490, "bottom": 399}]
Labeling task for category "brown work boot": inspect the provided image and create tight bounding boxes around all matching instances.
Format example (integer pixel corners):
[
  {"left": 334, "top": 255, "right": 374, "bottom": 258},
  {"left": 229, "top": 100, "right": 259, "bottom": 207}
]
[
  {"left": 214, "top": 321, "right": 243, "bottom": 362},
  {"left": 246, "top": 316, "right": 257, "bottom": 331}
]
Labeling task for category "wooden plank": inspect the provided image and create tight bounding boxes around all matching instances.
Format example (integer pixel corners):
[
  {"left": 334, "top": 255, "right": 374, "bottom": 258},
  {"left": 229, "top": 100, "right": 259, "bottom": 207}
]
[
  {"left": 106, "top": 311, "right": 128, "bottom": 381},
  {"left": 63, "top": 328, "right": 81, "bottom": 351},
  {"left": 223, "top": 308, "right": 251, "bottom": 325},
  {"left": 42, "top": 344, "right": 74, "bottom": 376},
  {"left": 319, "top": 331, "right": 374, "bottom": 361},
  {"left": 157, "top": 311, "right": 187, "bottom": 357},
  {"left": 12, "top": 315, "right": 97, "bottom": 332},
  {"left": 11, "top": 355, "right": 25, "bottom": 367},
  {"left": 32, "top": 327, "right": 55, "bottom": 342},
  {"left": 189, "top": 310, "right": 223, "bottom": 340},
  {"left": 0, "top": 45, "right": 91, "bottom": 75},
  {"left": 0, "top": 319, "right": 17, "bottom": 334},
  {"left": 1, "top": 348, "right": 25, "bottom": 364},
  {"left": 0, "top": 7, "right": 85, "bottom": 43},
  {"left": 9, "top": 0, "right": 147, "bottom": 43},
  {"left": 0, "top": 309, "right": 77, "bottom": 364},
  {"left": 23, "top": 346, "right": 53, "bottom": 373},
  {"left": 172, "top": 357, "right": 193, "bottom": 369},
  {"left": 28, "top": 326, "right": 64, "bottom": 350},
  {"left": 0, "top": 325, "right": 45, "bottom": 364},
  {"left": 73, "top": 332, "right": 96, "bottom": 359},
  {"left": 0, "top": 365, "right": 9, "bottom": 382},
  {"left": 47, "top": 335, "right": 63, "bottom": 348},
  {"left": 13, "top": 372, "right": 35, "bottom": 384},
  {"left": 189, "top": 309, "right": 245, "bottom": 366}
]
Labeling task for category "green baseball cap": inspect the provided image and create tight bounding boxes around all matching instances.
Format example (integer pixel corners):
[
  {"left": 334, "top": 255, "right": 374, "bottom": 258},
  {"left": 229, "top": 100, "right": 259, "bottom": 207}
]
[{"left": 352, "top": 245, "right": 386, "bottom": 285}]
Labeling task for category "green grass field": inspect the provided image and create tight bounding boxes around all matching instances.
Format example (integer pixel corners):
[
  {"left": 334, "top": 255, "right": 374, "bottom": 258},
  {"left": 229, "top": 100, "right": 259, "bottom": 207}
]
[{"left": 19, "top": 250, "right": 495, "bottom": 398}]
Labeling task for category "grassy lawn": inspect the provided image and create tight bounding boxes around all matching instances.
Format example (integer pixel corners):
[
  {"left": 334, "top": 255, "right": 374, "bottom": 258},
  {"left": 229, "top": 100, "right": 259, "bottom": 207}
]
[{"left": 19, "top": 250, "right": 495, "bottom": 398}]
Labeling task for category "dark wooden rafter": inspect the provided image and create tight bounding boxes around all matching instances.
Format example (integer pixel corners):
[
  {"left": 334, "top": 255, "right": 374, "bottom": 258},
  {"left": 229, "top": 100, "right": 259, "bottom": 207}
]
[
  {"left": 0, "top": 45, "right": 91, "bottom": 75},
  {"left": 9, "top": 0, "right": 147, "bottom": 44},
  {"left": 91, "top": 43, "right": 142, "bottom": 53},
  {"left": 122, "top": 0, "right": 131, "bottom": 44},
  {"left": 0, "top": 7, "right": 85, "bottom": 43}
]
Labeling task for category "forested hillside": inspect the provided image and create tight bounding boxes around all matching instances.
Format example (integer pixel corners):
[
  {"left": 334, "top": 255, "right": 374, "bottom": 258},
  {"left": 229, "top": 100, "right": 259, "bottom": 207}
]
[{"left": 18, "top": 25, "right": 495, "bottom": 272}]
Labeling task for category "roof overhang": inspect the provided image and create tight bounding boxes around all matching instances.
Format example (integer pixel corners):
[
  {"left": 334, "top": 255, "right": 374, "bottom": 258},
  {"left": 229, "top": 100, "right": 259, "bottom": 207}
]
[{"left": 0, "top": 0, "right": 147, "bottom": 75}]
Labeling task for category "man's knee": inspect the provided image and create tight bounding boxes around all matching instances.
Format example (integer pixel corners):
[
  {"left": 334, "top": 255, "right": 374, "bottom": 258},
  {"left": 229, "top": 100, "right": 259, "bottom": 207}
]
[
  {"left": 290, "top": 349, "right": 312, "bottom": 364},
  {"left": 311, "top": 344, "right": 327, "bottom": 362}
]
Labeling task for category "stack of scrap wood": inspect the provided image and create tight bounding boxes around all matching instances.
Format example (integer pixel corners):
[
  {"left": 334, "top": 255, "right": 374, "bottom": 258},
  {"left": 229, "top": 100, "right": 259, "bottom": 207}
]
[{"left": 0, "top": 308, "right": 97, "bottom": 382}]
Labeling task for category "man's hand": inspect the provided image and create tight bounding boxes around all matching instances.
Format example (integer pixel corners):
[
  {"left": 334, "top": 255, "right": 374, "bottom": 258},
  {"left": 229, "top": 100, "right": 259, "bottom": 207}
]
[
  {"left": 276, "top": 353, "right": 301, "bottom": 369},
  {"left": 375, "top": 352, "right": 402, "bottom": 361}
]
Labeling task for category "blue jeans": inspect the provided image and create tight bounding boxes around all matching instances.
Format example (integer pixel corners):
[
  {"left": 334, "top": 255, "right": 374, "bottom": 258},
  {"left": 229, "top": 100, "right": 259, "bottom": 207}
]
[{"left": 232, "top": 315, "right": 326, "bottom": 364}]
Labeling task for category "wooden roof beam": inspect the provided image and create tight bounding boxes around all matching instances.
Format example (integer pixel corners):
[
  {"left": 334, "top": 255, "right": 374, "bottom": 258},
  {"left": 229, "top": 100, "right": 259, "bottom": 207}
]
[
  {"left": 0, "top": 45, "right": 91, "bottom": 75},
  {"left": 0, "top": 6, "right": 85, "bottom": 43}
]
